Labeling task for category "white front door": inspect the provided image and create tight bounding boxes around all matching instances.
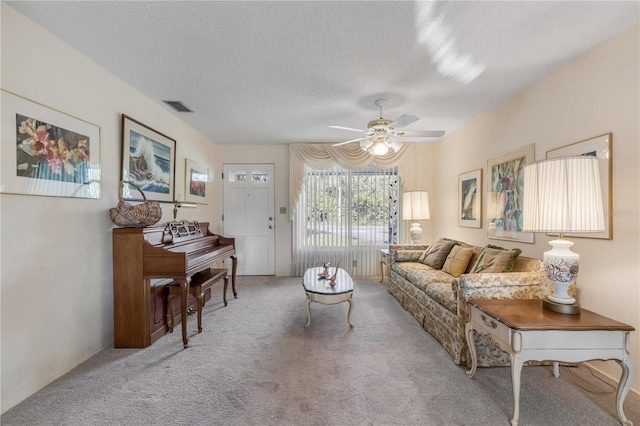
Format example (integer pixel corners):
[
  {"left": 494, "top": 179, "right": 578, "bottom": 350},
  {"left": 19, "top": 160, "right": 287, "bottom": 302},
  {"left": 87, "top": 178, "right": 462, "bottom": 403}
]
[{"left": 223, "top": 164, "right": 275, "bottom": 275}]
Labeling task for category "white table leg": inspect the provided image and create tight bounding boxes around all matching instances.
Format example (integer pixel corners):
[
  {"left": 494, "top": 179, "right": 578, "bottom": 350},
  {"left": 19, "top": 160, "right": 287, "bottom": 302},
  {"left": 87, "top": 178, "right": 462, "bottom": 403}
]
[
  {"left": 510, "top": 354, "right": 525, "bottom": 426},
  {"left": 553, "top": 361, "right": 560, "bottom": 378},
  {"left": 347, "top": 296, "right": 354, "bottom": 328},
  {"left": 465, "top": 322, "right": 477, "bottom": 378},
  {"left": 304, "top": 296, "right": 312, "bottom": 329},
  {"left": 615, "top": 356, "right": 636, "bottom": 426}
]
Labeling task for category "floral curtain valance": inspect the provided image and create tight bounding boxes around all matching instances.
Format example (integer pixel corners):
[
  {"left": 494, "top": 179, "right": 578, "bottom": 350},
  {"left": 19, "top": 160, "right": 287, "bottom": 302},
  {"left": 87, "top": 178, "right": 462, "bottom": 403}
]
[{"left": 288, "top": 143, "right": 410, "bottom": 219}]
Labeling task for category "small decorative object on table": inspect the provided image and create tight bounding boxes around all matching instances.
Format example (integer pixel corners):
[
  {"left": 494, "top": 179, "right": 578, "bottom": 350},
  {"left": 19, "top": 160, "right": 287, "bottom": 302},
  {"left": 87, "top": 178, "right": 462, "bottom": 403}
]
[
  {"left": 318, "top": 262, "right": 330, "bottom": 279},
  {"left": 109, "top": 180, "right": 162, "bottom": 228},
  {"left": 329, "top": 262, "right": 340, "bottom": 287}
]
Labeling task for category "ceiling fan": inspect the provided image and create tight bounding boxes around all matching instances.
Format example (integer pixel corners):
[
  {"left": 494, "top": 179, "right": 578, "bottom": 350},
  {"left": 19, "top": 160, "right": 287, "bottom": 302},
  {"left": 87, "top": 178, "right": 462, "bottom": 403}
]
[{"left": 330, "top": 99, "right": 445, "bottom": 156}]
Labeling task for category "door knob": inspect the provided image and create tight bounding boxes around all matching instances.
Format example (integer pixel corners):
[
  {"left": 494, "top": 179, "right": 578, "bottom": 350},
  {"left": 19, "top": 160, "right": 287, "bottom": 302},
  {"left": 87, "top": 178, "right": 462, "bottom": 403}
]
[{"left": 269, "top": 225, "right": 274, "bottom": 229}]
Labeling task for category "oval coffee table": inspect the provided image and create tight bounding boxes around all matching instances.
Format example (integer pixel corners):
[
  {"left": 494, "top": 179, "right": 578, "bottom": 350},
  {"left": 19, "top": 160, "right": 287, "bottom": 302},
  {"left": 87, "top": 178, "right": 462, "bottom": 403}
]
[{"left": 302, "top": 267, "right": 354, "bottom": 329}]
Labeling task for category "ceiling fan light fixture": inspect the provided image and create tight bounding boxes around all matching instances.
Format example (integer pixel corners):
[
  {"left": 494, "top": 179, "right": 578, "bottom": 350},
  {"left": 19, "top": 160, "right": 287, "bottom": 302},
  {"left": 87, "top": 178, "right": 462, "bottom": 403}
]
[{"left": 371, "top": 141, "right": 390, "bottom": 156}]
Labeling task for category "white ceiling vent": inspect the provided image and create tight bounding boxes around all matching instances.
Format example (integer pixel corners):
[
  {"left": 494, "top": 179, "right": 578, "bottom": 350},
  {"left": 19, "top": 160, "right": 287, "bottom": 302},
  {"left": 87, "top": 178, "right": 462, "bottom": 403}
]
[{"left": 163, "top": 100, "right": 193, "bottom": 112}]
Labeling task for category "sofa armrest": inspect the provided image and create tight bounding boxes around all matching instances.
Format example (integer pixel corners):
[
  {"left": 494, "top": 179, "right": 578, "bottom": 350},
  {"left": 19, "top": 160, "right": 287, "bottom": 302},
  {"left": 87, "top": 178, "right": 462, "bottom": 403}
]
[
  {"left": 389, "top": 244, "right": 429, "bottom": 266},
  {"left": 456, "top": 270, "right": 551, "bottom": 298}
]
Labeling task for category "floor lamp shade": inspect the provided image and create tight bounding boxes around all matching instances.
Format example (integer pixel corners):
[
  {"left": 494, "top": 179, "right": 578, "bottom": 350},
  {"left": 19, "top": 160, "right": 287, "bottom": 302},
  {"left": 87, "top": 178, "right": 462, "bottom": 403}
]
[
  {"left": 523, "top": 156, "right": 604, "bottom": 313},
  {"left": 403, "top": 191, "right": 430, "bottom": 244}
]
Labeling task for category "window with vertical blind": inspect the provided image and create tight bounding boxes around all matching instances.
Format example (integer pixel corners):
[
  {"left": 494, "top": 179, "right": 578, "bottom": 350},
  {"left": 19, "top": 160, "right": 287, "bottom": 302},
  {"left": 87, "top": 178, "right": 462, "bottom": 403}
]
[{"left": 293, "top": 164, "right": 399, "bottom": 276}]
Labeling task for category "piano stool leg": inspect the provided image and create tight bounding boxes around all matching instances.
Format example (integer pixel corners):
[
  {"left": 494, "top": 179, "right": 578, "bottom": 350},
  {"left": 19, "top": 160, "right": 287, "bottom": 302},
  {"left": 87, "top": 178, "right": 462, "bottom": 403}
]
[
  {"left": 181, "top": 279, "right": 189, "bottom": 348},
  {"left": 223, "top": 276, "right": 229, "bottom": 307},
  {"left": 167, "top": 291, "right": 176, "bottom": 333},
  {"left": 195, "top": 286, "right": 203, "bottom": 333},
  {"left": 231, "top": 255, "right": 238, "bottom": 298}
]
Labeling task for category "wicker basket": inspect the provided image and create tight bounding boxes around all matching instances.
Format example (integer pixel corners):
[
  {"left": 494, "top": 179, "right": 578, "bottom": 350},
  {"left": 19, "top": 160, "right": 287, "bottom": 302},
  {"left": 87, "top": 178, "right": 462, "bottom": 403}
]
[{"left": 109, "top": 181, "right": 162, "bottom": 228}]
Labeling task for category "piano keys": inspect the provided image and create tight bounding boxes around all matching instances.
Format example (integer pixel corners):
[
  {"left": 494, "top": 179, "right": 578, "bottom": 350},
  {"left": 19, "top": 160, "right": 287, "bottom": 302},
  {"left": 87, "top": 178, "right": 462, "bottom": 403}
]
[{"left": 112, "top": 220, "right": 237, "bottom": 348}]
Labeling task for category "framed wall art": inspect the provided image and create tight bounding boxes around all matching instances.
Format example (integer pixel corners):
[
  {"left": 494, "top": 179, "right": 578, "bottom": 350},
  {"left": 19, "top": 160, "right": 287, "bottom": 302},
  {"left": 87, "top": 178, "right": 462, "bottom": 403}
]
[
  {"left": 546, "top": 133, "right": 612, "bottom": 240},
  {"left": 458, "top": 169, "right": 482, "bottom": 228},
  {"left": 486, "top": 144, "right": 535, "bottom": 243},
  {"left": 184, "top": 158, "right": 208, "bottom": 204},
  {"left": 121, "top": 114, "right": 176, "bottom": 203},
  {"left": 1, "top": 89, "right": 101, "bottom": 199}
]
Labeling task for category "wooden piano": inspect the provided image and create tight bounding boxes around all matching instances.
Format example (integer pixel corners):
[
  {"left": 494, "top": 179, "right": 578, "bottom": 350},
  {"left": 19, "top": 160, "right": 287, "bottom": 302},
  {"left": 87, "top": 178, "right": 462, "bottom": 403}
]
[{"left": 112, "top": 220, "right": 237, "bottom": 348}]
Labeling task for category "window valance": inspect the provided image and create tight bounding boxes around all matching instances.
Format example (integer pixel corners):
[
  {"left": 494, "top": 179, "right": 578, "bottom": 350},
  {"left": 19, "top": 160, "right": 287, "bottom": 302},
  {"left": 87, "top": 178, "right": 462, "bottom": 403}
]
[{"left": 289, "top": 143, "right": 409, "bottom": 219}]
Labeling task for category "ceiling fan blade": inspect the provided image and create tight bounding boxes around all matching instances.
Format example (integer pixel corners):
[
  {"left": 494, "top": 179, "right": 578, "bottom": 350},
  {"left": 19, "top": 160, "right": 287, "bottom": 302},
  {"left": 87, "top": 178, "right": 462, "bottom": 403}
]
[
  {"left": 389, "top": 114, "right": 419, "bottom": 129},
  {"left": 400, "top": 130, "right": 445, "bottom": 138},
  {"left": 329, "top": 125, "right": 369, "bottom": 133},
  {"left": 332, "top": 137, "right": 368, "bottom": 147}
]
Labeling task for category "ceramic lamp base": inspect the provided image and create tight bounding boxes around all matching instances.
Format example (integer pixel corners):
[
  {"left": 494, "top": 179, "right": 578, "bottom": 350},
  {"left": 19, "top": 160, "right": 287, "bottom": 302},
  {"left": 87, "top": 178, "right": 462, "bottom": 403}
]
[
  {"left": 409, "top": 223, "right": 423, "bottom": 244},
  {"left": 543, "top": 239, "right": 579, "bottom": 304}
]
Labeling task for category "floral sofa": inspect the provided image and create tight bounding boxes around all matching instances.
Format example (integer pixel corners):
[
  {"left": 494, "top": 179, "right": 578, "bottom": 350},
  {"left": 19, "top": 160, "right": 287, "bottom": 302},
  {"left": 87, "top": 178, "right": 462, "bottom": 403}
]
[{"left": 388, "top": 238, "right": 553, "bottom": 367}]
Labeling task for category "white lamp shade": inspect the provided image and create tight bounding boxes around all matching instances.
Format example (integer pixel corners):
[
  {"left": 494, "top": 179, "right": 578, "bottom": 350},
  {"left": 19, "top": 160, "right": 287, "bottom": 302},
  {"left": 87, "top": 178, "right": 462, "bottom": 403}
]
[
  {"left": 403, "top": 191, "right": 430, "bottom": 221},
  {"left": 523, "top": 157, "right": 605, "bottom": 233}
]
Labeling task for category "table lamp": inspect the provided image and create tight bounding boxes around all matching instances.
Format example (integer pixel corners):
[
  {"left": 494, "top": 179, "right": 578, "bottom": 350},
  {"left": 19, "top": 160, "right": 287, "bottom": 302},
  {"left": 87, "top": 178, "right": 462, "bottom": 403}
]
[
  {"left": 403, "top": 191, "right": 430, "bottom": 244},
  {"left": 523, "top": 156, "right": 605, "bottom": 314}
]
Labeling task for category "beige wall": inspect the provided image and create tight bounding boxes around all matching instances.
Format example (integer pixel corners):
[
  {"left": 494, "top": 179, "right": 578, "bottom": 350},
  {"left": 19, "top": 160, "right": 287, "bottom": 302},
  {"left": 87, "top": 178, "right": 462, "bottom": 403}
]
[
  {"left": 0, "top": 4, "right": 222, "bottom": 411},
  {"left": 426, "top": 25, "right": 639, "bottom": 391}
]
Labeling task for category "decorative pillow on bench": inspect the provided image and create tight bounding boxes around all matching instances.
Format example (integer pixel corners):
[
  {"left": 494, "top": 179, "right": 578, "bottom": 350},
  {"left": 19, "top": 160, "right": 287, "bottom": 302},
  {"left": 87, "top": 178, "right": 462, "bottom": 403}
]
[{"left": 469, "top": 245, "right": 522, "bottom": 273}]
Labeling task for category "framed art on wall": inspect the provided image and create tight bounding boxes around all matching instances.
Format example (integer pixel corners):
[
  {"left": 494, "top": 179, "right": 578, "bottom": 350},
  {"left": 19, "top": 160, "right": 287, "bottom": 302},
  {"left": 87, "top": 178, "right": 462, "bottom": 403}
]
[
  {"left": 546, "top": 133, "right": 612, "bottom": 240},
  {"left": 458, "top": 169, "right": 482, "bottom": 228},
  {"left": 184, "top": 158, "right": 208, "bottom": 204},
  {"left": 1, "top": 89, "right": 101, "bottom": 199},
  {"left": 121, "top": 114, "right": 176, "bottom": 203},
  {"left": 486, "top": 144, "right": 535, "bottom": 243}
]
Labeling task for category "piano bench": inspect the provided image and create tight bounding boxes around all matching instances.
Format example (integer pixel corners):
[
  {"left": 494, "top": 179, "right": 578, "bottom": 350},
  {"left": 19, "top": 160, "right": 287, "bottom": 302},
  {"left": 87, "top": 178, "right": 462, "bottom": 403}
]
[{"left": 167, "top": 268, "right": 229, "bottom": 334}]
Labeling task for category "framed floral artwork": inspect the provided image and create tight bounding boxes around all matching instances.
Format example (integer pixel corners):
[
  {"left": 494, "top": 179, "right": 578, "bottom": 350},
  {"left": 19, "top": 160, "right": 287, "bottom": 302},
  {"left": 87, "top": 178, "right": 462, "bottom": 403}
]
[
  {"left": 121, "top": 114, "right": 176, "bottom": 203},
  {"left": 184, "top": 158, "right": 208, "bottom": 204},
  {"left": 486, "top": 144, "right": 535, "bottom": 243},
  {"left": 0, "top": 89, "right": 101, "bottom": 199},
  {"left": 546, "top": 133, "right": 612, "bottom": 240},
  {"left": 458, "top": 169, "right": 482, "bottom": 228}
]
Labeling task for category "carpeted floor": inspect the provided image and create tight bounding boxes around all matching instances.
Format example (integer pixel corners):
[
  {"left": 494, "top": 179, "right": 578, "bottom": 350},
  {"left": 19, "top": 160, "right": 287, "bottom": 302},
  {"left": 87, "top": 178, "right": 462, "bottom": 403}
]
[{"left": 2, "top": 276, "right": 638, "bottom": 425}]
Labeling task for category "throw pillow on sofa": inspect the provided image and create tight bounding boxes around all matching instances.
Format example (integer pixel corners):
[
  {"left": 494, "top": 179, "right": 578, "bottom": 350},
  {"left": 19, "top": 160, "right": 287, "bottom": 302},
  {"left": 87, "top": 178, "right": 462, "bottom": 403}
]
[
  {"left": 469, "top": 245, "right": 522, "bottom": 273},
  {"left": 442, "top": 245, "right": 474, "bottom": 277},
  {"left": 418, "top": 238, "right": 456, "bottom": 269}
]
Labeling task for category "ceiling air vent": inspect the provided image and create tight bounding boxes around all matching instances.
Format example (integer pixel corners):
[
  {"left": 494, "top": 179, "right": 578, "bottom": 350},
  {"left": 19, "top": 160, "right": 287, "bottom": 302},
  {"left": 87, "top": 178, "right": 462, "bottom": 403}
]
[{"left": 163, "top": 100, "right": 193, "bottom": 113}]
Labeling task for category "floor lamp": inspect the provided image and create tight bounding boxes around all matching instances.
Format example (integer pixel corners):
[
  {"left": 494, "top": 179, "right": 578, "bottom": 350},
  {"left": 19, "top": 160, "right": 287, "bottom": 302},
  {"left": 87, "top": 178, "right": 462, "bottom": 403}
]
[
  {"left": 403, "top": 191, "right": 430, "bottom": 244},
  {"left": 523, "top": 156, "right": 605, "bottom": 314}
]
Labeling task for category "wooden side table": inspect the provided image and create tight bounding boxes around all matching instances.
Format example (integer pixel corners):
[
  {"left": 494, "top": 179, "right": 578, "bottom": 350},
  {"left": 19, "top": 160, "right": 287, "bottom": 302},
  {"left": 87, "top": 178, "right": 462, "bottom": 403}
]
[
  {"left": 465, "top": 298, "right": 636, "bottom": 426},
  {"left": 379, "top": 248, "right": 389, "bottom": 283}
]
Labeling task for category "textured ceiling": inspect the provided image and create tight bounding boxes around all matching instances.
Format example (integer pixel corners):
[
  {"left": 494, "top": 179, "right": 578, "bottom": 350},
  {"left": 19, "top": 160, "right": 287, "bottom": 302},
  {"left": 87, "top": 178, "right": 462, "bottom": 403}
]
[{"left": 6, "top": 1, "right": 639, "bottom": 145}]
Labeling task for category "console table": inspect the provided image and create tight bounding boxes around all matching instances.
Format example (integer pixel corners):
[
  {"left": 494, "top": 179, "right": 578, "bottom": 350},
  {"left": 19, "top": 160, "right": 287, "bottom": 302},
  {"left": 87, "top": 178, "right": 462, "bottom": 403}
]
[{"left": 465, "top": 298, "right": 636, "bottom": 426}]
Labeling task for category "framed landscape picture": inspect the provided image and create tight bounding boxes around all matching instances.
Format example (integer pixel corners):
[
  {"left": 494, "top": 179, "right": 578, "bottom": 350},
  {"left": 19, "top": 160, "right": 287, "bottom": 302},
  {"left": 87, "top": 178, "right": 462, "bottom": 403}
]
[
  {"left": 121, "top": 115, "right": 176, "bottom": 203},
  {"left": 546, "top": 133, "right": 612, "bottom": 240},
  {"left": 0, "top": 89, "right": 101, "bottom": 199},
  {"left": 458, "top": 169, "right": 482, "bottom": 228},
  {"left": 486, "top": 144, "right": 534, "bottom": 243},
  {"left": 185, "top": 158, "right": 208, "bottom": 204}
]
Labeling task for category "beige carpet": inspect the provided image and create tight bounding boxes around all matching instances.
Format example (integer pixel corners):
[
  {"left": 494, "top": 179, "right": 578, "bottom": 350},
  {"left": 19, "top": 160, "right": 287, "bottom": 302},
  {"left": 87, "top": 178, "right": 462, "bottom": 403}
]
[{"left": 2, "top": 276, "right": 638, "bottom": 425}]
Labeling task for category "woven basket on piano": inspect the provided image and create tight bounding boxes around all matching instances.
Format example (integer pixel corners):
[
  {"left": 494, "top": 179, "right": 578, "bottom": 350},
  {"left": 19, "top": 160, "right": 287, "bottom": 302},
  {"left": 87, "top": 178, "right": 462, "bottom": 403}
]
[{"left": 109, "top": 181, "right": 162, "bottom": 228}]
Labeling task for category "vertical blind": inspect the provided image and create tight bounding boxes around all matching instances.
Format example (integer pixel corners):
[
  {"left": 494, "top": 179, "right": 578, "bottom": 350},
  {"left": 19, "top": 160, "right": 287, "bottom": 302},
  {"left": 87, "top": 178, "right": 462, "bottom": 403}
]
[{"left": 293, "top": 164, "right": 399, "bottom": 276}]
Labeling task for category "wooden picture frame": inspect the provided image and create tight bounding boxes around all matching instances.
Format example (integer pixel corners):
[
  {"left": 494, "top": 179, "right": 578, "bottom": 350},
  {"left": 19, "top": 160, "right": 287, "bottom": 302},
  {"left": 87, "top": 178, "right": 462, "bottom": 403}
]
[
  {"left": 546, "top": 133, "right": 612, "bottom": 240},
  {"left": 0, "top": 89, "right": 101, "bottom": 199},
  {"left": 120, "top": 114, "right": 176, "bottom": 203},
  {"left": 184, "top": 158, "right": 208, "bottom": 204},
  {"left": 486, "top": 144, "right": 535, "bottom": 243},
  {"left": 458, "top": 169, "right": 482, "bottom": 228}
]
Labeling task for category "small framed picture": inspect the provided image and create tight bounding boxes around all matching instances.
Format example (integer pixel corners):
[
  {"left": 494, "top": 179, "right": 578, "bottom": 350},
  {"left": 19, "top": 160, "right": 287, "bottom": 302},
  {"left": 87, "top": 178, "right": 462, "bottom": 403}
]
[
  {"left": 458, "top": 169, "right": 482, "bottom": 228},
  {"left": 185, "top": 158, "right": 208, "bottom": 204},
  {"left": 1, "top": 89, "right": 101, "bottom": 199},
  {"left": 120, "top": 115, "right": 176, "bottom": 203}
]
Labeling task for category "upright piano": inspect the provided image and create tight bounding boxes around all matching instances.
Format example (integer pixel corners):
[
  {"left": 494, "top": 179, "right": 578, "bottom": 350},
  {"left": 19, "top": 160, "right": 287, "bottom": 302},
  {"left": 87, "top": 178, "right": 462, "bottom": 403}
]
[{"left": 112, "top": 220, "right": 237, "bottom": 348}]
